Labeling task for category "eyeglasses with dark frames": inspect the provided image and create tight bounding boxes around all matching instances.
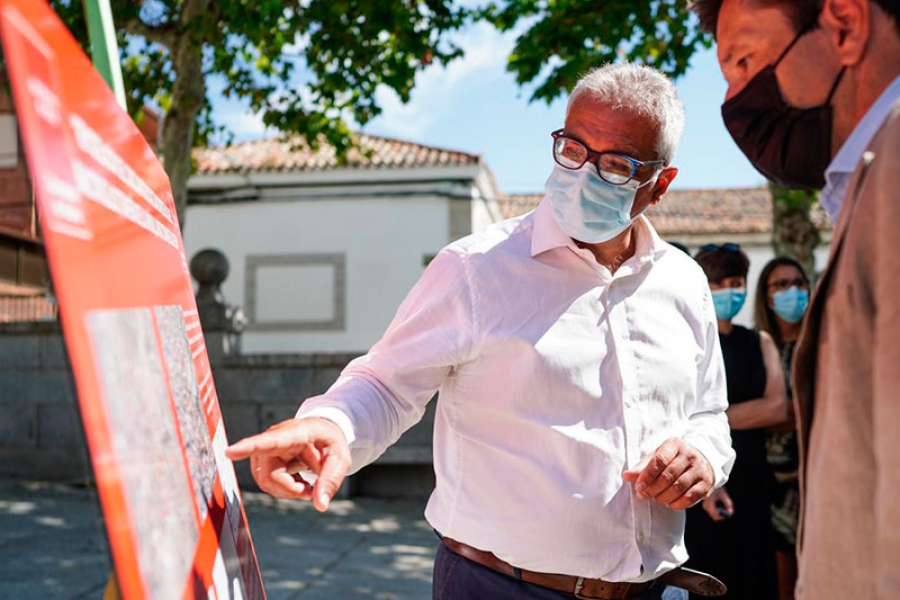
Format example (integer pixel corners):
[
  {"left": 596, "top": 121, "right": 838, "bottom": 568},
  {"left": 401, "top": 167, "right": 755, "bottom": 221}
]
[
  {"left": 768, "top": 277, "right": 808, "bottom": 291},
  {"left": 551, "top": 129, "right": 665, "bottom": 188}
]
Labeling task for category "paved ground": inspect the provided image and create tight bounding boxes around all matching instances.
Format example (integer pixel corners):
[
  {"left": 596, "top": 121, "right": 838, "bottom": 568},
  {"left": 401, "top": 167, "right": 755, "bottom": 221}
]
[{"left": 0, "top": 480, "right": 438, "bottom": 599}]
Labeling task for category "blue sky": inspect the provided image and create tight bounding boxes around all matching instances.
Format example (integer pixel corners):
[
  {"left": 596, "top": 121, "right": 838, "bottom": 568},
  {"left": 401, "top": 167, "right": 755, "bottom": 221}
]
[{"left": 214, "top": 21, "right": 767, "bottom": 195}]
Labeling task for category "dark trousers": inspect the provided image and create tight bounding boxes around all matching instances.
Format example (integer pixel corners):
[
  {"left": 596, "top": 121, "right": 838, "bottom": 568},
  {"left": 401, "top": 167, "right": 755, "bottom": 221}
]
[{"left": 432, "top": 543, "right": 688, "bottom": 600}]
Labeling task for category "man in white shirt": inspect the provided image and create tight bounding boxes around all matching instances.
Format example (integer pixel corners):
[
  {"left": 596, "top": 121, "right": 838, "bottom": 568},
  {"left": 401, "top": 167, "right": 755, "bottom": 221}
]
[
  {"left": 227, "top": 63, "right": 735, "bottom": 600},
  {"left": 692, "top": 0, "right": 900, "bottom": 597}
]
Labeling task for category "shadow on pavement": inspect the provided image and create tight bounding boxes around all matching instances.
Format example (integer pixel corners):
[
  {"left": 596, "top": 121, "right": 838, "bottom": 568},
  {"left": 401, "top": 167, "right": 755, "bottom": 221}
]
[{"left": 0, "top": 481, "right": 437, "bottom": 600}]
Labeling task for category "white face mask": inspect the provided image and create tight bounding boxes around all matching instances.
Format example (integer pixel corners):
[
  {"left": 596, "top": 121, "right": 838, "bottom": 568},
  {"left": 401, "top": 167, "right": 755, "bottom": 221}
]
[{"left": 544, "top": 163, "right": 655, "bottom": 244}]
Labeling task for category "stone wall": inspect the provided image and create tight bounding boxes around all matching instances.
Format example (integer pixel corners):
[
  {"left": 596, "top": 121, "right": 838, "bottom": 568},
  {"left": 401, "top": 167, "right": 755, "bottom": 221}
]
[
  {"left": 0, "top": 323, "right": 89, "bottom": 482},
  {"left": 0, "top": 324, "right": 435, "bottom": 499},
  {"left": 218, "top": 352, "right": 436, "bottom": 499}
]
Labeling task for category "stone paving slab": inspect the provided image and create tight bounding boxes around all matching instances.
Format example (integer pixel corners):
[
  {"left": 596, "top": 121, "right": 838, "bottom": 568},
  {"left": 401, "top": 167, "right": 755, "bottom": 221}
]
[{"left": 0, "top": 480, "right": 438, "bottom": 599}]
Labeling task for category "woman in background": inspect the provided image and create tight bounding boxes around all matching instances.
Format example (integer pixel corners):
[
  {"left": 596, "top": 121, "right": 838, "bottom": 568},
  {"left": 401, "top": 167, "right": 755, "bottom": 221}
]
[
  {"left": 684, "top": 244, "right": 788, "bottom": 599},
  {"left": 754, "top": 257, "right": 811, "bottom": 600}
]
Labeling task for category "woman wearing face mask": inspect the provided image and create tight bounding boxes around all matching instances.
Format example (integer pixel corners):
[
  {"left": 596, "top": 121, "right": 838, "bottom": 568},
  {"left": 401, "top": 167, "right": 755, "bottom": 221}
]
[
  {"left": 683, "top": 244, "right": 788, "bottom": 600},
  {"left": 753, "top": 257, "right": 810, "bottom": 600}
]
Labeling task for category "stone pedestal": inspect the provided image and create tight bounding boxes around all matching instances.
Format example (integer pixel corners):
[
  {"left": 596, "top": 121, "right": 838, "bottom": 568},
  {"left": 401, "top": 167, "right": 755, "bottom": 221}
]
[{"left": 189, "top": 248, "right": 244, "bottom": 364}]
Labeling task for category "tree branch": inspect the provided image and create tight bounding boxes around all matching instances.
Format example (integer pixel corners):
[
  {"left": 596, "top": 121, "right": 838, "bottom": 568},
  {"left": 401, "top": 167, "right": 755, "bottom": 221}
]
[{"left": 124, "top": 19, "right": 176, "bottom": 50}]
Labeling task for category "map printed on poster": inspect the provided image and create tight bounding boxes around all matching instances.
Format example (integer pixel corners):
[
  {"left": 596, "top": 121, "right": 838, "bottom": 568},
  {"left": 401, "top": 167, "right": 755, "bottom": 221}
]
[{"left": 0, "top": 1, "right": 265, "bottom": 598}]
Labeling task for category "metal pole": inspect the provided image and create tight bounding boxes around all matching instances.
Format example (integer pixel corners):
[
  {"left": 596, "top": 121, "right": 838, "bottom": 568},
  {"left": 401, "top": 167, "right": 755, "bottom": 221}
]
[{"left": 82, "top": 0, "right": 126, "bottom": 110}]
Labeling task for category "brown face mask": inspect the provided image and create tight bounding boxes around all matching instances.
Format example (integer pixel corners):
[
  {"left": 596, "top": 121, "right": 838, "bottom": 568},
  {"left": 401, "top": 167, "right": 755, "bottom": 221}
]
[{"left": 721, "top": 19, "right": 845, "bottom": 190}]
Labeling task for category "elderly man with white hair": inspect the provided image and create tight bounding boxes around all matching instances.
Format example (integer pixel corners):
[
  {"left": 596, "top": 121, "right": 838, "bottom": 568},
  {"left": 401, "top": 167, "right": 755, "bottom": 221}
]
[{"left": 227, "top": 63, "right": 735, "bottom": 600}]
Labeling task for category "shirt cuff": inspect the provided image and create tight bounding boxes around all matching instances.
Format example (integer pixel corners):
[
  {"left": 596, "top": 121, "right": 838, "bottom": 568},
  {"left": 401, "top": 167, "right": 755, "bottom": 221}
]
[
  {"left": 295, "top": 405, "right": 357, "bottom": 447},
  {"left": 683, "top": 435, "right": 732, "bottom": 490}
]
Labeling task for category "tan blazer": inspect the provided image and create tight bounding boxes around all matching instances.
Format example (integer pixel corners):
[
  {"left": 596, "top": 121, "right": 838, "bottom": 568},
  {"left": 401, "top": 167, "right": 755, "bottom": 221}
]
[{"left": 792, "top": 99, "right": 900, "bottom": 599}]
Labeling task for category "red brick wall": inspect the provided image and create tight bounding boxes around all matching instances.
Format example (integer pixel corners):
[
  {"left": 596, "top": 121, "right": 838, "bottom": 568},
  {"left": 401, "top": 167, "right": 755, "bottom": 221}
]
[
  {"left": 0, "top": 90, "right": 160, "bottom": 242},
  {"left": 137, "top": 106, "right": 161, "bottom": 152},
  {"left": 0, "top": 89, "right": 35, "bottom": 242}
]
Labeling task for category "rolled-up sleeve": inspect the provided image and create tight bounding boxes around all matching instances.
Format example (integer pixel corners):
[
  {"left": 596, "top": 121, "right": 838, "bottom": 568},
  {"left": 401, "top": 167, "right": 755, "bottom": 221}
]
[
  {"left": 296, "top": 250, "right": 477, "bottom": 473},
  {"left": 683, "top": 287, "right": 735, "bottom": 488}
]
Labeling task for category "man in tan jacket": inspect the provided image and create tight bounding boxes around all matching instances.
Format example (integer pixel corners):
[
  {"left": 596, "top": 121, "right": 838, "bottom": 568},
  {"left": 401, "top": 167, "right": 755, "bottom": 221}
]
[{"left": 691, "top": 0, "right": 900, "bottom": 597}]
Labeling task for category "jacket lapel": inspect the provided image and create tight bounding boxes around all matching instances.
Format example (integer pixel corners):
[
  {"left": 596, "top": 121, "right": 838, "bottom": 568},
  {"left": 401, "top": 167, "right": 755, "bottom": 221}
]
[
  {"left": 793, "top": 152, "right": 873, "bottom": 430},
  {"left": 791, "top": 149, "right": 876, "bottom": 552}
]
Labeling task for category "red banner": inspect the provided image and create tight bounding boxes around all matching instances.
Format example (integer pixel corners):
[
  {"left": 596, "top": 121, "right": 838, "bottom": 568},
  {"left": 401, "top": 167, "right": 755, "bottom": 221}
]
[{"left": 0, "top": 1, "right": 265, "bottom": 598}]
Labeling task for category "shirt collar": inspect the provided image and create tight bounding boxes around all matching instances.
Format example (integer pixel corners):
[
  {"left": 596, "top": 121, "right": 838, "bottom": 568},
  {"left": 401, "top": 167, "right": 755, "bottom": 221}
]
[
  {"left": 623, "top": 212, "right": 669, "bottom": 275},
  {"left": 531, "top": 197, "right": 577, "bottom": 257},
  {"left": 820, "top": 75, "right": 900, "bottom": 223},
  {"left": 633, "top": 213, "right": 669, "bottom": 265},
  {"left": 530, "top": 195, "right": 668, "bottom": 268},
  {"left": 825, "top": 74, "right": 900, "bottom": 185}
]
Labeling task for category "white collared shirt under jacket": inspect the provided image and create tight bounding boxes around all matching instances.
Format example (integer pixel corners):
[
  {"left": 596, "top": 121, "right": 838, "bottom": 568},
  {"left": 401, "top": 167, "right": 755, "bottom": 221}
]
[
  {"left": 297, "top": 199, "right": 735, "bottom": 583},
  {"left": 821, "top": 74, "right": 900, "bottom": 223}
]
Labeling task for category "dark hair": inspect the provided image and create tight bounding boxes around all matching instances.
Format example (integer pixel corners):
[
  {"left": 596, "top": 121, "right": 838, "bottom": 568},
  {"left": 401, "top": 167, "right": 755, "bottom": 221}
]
[
  {"left": 876, "top": 0, "right": 900, "bottom": 30},
  {"left": 754, "top": 256, "right": 810, "bottom": 349},
  {"left": 690, "top": 0, "right": 823, "bottom": 36},
  {"left": 694, "top": 244, "right": 749, "bottom": 283},
  {"left": 668, "top": 241, "right": 692, "bottom": 255},
  {"left": 690, "top": 0, "right": 899, "bottom": 36}
]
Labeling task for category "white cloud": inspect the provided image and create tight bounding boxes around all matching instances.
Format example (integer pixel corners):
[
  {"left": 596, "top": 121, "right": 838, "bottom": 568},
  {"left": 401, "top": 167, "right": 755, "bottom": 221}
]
[
  {"left": 368, "top": 22, "right": 516, "bottom": 139},
  {"left": 213, "top": 110, "right": 271, "bottom": 144},
  {"left": 211, "top": 21, "right": 518, "bottom": 143},
  {"left": 231, "top": 112, "right": 268, "bottom": 137},
  {"left": 442, "top": 22, "right": 514, "bottom": 85}
]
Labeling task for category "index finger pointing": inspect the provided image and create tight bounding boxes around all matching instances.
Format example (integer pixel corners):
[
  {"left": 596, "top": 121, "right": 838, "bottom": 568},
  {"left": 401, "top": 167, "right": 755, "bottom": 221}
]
[
  {"left": 226, "top": 431, "right": 306, "bottom": 461},
  {"left": 225, "top": 436, "right": 266, "bottom": 461}
]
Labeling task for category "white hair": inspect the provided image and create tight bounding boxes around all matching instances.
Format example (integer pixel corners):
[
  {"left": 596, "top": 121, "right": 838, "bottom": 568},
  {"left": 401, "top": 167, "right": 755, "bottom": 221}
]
[{"left": 567, "top": 63, "right": 685, "bottom": 164}]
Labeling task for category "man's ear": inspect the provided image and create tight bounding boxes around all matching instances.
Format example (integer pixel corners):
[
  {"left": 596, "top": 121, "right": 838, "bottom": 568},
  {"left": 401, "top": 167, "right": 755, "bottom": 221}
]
[
  {"left": 821, "top": 0, "right": 870, "bottom": 66},
  {"left": 651, "top": 166, "right": 678, "bottom": 204}
]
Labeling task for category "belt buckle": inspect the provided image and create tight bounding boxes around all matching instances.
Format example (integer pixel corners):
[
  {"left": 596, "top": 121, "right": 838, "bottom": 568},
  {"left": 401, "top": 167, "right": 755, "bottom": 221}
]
[{"left": 573, "top": 577, "right": 591, "bottom": 600}]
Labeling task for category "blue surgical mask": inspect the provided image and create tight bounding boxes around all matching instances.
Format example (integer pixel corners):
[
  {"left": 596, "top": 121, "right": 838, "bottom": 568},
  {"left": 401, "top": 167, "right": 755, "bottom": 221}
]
[
  {"left": 711, "top": 288, "right": 746, "bottom": 321},
  {"left": 544, "top": 164, "right": 653, "bottom": 244},
  {"left": 772, "top": 286, "right": 809, "bottom": 324}
]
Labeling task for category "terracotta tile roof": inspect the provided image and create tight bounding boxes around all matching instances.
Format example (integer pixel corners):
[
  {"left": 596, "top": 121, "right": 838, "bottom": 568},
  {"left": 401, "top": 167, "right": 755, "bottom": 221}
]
[
  {"left": 498, "top": 187, "right": 832, "bottom": 236},
  {"left": 652, "top": 187, "right": 774, "bottom": 235},
  {"left": 497, "top": 194, "right": 543, "bottom": 220},
  {"left": 194, "top": 132, "right": 480, "bottom": 175}
]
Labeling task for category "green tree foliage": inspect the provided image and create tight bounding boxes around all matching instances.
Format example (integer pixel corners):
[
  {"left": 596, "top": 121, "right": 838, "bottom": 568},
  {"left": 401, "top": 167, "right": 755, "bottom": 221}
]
[
  {"left": 51, "top": 0, "right": 468, "bottom": 225},
  {"left": 769, "top": 183, "right": 820, "bottom": 279},
  {"left": 483, "top": 0, "right": 709, "bottom": 102}
]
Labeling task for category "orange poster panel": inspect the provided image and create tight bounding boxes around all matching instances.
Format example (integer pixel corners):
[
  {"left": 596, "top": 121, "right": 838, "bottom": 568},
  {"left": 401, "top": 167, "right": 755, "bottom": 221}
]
[{"left": 0, "top": 1, "right": 265, "bottom": 598}]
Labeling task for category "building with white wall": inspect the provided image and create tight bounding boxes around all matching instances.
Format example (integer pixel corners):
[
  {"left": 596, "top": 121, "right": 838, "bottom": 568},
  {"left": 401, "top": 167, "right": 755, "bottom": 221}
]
[{"left": 184, "top": 133, "right": 502, "bottom": 354}]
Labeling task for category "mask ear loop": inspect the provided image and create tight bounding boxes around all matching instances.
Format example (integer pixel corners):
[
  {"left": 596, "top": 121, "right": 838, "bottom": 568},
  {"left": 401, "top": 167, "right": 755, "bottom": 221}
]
[
  {"left": 824, "top": 67, "right": 846, "bottom": 103},
  {"left": 771, "top": 16, "right": 845, "bottom": 107},
  {"left": 773, "top": 16, "right": 820, "bottom": 68},
  {"left": 634, "top": 172, "right": 661, "bottom": 191}
]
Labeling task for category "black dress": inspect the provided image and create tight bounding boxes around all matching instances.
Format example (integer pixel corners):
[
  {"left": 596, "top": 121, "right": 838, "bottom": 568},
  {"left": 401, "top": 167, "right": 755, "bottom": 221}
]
[{"left": 684, "top": 325, "right": 778, "bottom": 599}]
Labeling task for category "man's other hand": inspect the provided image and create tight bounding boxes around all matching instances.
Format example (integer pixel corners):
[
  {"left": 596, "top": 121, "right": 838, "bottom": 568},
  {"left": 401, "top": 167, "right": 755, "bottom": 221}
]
[
  {"left": 622, "top": 438, "right": 714, "bottom": 510},
  {"left": 702, "top": 486, "right": 734, "bottom": 522},
  {"left": 225, "top": 417, "right": 351, "bottom": 512}
]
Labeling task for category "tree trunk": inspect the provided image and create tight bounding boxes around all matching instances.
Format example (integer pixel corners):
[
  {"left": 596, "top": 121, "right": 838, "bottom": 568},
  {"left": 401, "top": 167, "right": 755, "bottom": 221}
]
[
  {"left": 769, "top": 181, "right": 820, "bottom": 280},
  {"left": 161, "top": 0, "right": 211, "bottom": 229}
]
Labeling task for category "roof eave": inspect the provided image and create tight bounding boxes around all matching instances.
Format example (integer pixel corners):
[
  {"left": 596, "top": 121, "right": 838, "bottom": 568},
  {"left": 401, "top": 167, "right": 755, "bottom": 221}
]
[{"left": 188, "top": 163, "right": 485, "bottom": 191}]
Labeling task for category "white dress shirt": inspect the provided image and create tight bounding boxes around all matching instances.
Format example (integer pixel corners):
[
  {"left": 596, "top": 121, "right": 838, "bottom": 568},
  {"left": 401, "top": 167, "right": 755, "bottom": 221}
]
[
  {"left": 297, "top": 199, "right": 734, "bottom": 583},
  {"left": 821, "top": 75, "right": 900, "bottom": 223}
]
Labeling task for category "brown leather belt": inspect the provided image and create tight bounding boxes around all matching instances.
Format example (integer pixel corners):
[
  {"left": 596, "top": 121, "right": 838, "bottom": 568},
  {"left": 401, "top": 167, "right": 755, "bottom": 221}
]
[{"left": 441, "top": 537, "right": 726, "bottom": 599}]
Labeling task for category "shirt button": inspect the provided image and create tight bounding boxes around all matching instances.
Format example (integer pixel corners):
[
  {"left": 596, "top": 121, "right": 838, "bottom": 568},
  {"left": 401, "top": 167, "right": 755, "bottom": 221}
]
[{"left": 638, "top": 532, "right": 645, "bottom": 542}]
